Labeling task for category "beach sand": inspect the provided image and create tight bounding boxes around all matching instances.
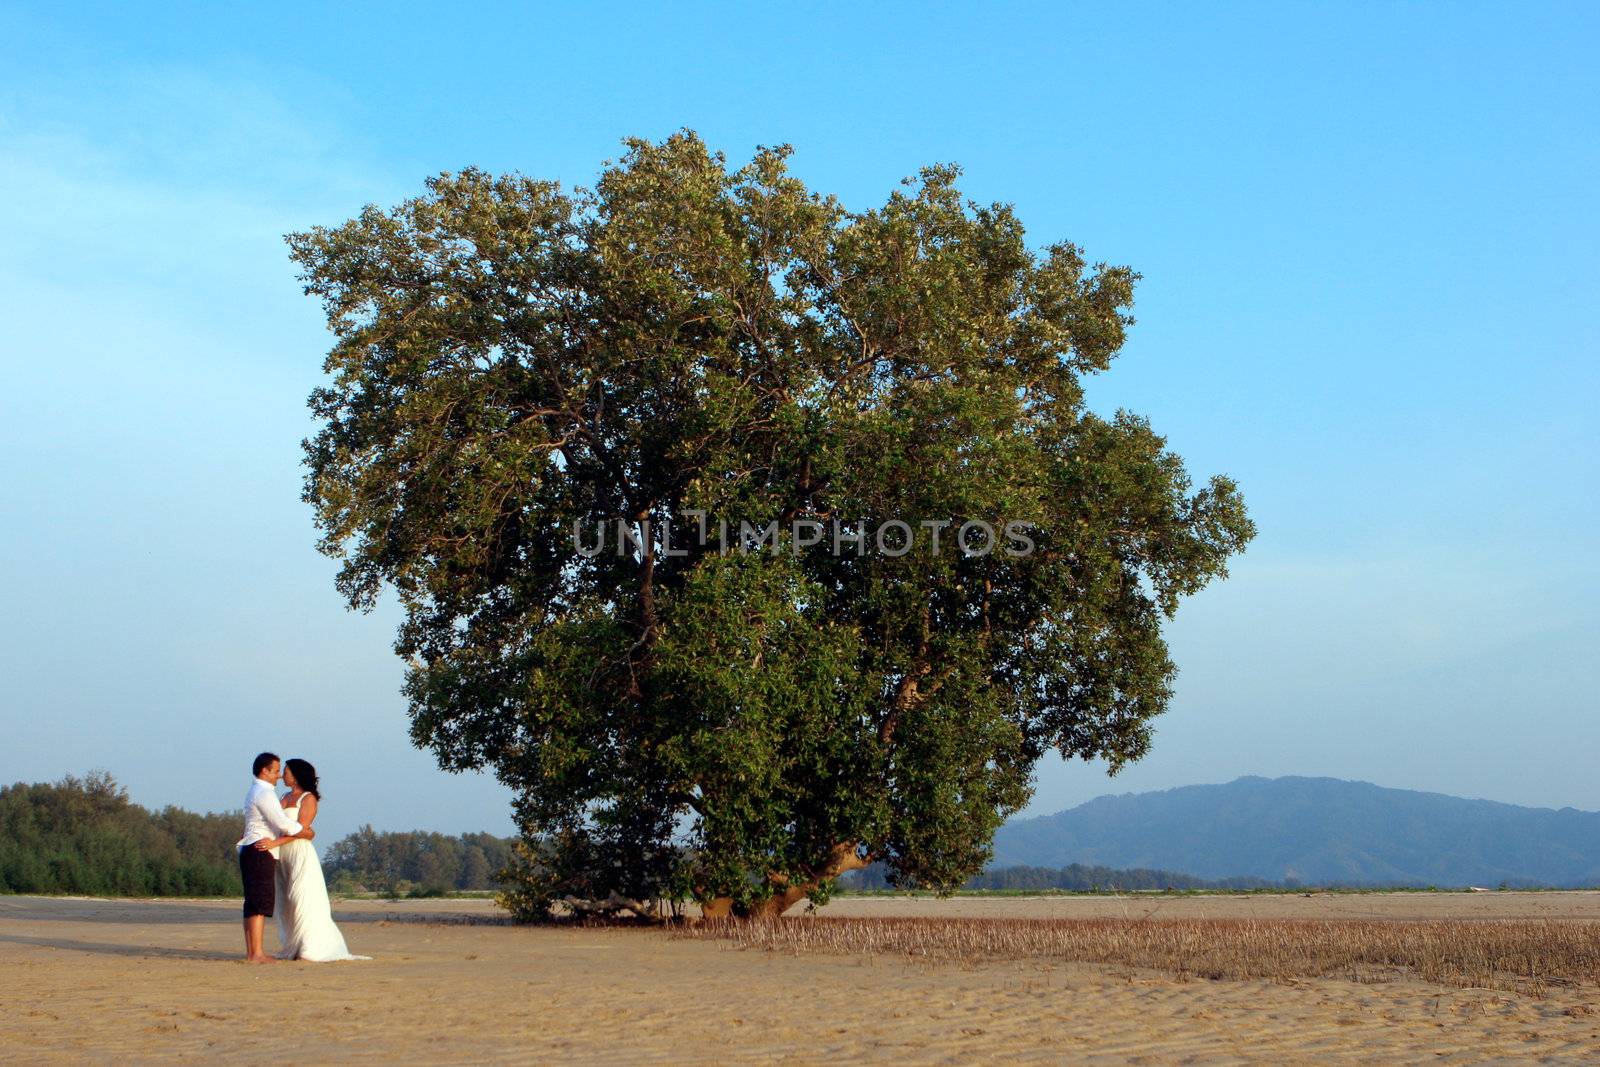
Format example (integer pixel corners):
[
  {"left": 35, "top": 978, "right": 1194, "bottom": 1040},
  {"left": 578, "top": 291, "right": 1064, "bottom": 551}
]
[{"left": 4, "top": 893, "right": 1599, "bottom": 1064}]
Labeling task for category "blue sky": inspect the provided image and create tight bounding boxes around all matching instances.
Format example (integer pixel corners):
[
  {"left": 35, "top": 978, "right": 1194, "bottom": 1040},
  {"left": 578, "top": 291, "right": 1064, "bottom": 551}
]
[{"left": 2, "top": 2, "right": 1596, "bottom": 846}]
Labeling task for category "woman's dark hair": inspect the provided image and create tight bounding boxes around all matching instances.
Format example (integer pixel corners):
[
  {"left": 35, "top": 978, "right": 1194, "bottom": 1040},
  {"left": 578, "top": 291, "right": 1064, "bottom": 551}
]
[{"left": 284, "top": 758, "right": 321, "bottom": 800}]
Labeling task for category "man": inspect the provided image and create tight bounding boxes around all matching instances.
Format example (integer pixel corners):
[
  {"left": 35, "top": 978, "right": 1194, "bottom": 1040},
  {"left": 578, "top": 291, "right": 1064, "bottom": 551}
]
[{"left": 236, "top": 752, "right": 311, "bottom": 963}]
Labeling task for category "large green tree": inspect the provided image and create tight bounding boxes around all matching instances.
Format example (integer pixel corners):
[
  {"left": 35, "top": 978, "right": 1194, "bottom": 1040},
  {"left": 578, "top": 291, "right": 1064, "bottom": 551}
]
[{"left": 290, "top": 132, "right": 1254, "bottom": 919}]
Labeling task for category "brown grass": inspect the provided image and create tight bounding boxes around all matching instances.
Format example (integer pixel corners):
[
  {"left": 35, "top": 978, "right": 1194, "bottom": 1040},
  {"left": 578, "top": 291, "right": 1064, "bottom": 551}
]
[{"left": 676, "top": 916, "right": 1600, "bottom": 994}]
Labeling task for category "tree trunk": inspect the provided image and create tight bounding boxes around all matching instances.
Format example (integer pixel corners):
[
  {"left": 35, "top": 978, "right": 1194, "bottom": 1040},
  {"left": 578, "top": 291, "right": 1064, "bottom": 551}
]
[
  {"left": 699, "top": 842, "right": 873, "bottom": 921},
  {"left": 746, "top": 883, "right": 812, "bottom": 919}
]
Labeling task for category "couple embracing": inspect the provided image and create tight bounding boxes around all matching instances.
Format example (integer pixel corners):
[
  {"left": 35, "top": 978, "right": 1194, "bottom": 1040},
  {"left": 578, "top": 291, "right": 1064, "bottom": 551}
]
[{"left": 238, "top": 752, "right": 368, "bottom": 963}]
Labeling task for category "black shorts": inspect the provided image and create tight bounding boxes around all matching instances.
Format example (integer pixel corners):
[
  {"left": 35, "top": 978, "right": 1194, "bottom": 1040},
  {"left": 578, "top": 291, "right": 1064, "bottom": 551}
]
[{"left": 240, "top": 846, "right": 276, "bottom": 917}]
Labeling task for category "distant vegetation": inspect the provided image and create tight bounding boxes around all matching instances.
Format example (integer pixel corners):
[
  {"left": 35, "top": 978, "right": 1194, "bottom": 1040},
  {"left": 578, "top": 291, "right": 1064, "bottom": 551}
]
[
  {"left": 323, "top": 827, "right": 517, "bottom": 895},
  {"left": 9, "top": 773, "right": 1590, "bottom": 900},
  {"left": 0, "top": 774, "right": 242, "bottom": 896},
  {"left": 1, "top": 773, "right": 1261, "bottom": 900},
  {"left": 841, "top": 862, "right": 1273, "bottom": 893},
  {"left": 0, "top": 775, "right": 517, "bottom": 898}
]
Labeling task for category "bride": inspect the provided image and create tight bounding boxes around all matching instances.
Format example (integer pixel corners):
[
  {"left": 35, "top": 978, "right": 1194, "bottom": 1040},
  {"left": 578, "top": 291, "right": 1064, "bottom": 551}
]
[{"left": 268, "top": 759, "right": 369, "bottom": 962}]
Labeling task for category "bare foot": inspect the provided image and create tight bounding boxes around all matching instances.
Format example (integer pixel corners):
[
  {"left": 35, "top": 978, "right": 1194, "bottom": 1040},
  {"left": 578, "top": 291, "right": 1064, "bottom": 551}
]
[{"left": 243, "top": 954, "right": 279, "bottom": 965}]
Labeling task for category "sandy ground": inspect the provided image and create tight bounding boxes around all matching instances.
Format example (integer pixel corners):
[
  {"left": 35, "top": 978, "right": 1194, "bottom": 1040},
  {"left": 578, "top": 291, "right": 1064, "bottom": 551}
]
[{"left": 3, "top": 894, "right": 1599, "bottom": 1064}]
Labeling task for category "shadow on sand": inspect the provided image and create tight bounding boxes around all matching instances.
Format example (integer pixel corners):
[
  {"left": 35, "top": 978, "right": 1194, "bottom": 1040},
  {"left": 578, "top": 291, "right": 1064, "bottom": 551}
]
[
  {"left": 0, "top": 933, "right": 235, "bottom": 961},
  {"left": 0, "top": 898, "right": 240, "bottom": 925},
  {"left": 0, "top": 895, "right": 504, "bottom": 927}
]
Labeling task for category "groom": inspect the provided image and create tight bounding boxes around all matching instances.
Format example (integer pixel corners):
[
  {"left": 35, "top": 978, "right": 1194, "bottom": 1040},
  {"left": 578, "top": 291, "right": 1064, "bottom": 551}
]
[{"left": 237, "top": 752, "right": 303, "bottom": 963}]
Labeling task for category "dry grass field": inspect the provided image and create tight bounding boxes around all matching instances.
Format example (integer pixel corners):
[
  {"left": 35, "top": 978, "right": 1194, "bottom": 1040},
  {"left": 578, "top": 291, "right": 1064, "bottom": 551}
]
[
  {"left": 685, "top": 915, "right": 1600, "bottom": 994},
  {"left": 4, "top": 893, "right": 1600, "bottom": 1063}
]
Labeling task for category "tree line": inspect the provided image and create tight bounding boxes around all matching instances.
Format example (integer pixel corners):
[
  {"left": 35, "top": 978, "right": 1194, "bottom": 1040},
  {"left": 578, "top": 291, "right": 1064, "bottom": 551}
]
[
  {"left": 841, "top": 862, "right": 1276, "bottom": 893},
  {"left": 322, "top": 825, "right": 516, "bottom": 895},
  {"left": 0, "top": 774, "right": 243, "bottom": 896},
  {"left": 0, "top": 775, "right": 517, "bottom": 897},
  {"left": 0, "top": 774, "right": 1276, "bottom": 899}
]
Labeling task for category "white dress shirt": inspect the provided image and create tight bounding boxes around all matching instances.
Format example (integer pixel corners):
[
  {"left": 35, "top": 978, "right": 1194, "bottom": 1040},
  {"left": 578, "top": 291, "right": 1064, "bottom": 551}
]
[{"left": 236, "top": 777, "right": 303, "bottom": 857}]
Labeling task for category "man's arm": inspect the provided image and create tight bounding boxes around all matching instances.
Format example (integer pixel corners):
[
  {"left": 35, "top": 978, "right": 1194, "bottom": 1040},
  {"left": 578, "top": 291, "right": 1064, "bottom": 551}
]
[
  {"left": 249, "top": 788, "right": 316, "bottom": 851},
  {"left": 255, "top": 789, "right": 303, "bottom": 837},
  {"left": 254, "top": 828, "right": 314, "bottom": 850}
]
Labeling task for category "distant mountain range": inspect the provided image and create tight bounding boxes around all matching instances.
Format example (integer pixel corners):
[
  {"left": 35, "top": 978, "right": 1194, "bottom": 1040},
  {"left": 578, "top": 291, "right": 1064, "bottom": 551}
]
[{"left": 992, "top": 776, "right": 1600, "bottom": 888}]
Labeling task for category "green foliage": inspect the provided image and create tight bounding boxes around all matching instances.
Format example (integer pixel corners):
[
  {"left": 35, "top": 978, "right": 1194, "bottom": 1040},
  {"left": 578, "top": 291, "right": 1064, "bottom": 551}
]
[
  {"left": 321, "top": 826, "right": 516, "bottom": 895},
  {"left": 0, "top": 774, "right": 242, "bottom": 896},
  {"left": 290, "top": 131, "right": 1255, "bottom": 918}
]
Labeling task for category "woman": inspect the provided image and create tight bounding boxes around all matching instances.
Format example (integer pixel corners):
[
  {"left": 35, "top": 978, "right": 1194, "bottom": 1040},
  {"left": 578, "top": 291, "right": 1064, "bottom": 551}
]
[{"left": 260, "top": 759, "right": 370, "bottom": 962}]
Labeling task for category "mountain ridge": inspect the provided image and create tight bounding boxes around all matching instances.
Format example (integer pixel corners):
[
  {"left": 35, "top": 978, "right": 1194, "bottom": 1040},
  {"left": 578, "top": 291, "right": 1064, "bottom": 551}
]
[{"left": 993, "top": 775, "right": 1600, "bottom": 887}]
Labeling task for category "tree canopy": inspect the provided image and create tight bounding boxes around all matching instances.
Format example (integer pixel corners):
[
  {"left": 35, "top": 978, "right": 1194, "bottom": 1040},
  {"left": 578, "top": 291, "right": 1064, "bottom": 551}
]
[{"left": 290, "top": 131, "right": 1254, "bottom": 918}]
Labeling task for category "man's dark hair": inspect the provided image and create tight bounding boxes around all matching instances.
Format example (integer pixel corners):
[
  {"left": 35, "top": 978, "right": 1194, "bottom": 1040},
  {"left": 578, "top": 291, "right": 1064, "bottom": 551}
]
[{"left": 252, "top": 752, "right": 280, "bottom": 777}]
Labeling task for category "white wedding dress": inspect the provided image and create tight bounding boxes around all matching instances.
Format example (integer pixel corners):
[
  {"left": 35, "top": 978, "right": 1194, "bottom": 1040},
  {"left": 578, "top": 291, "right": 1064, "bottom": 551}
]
[{"left": 275, "top": 802, "right": 370, "bottom": 962}]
